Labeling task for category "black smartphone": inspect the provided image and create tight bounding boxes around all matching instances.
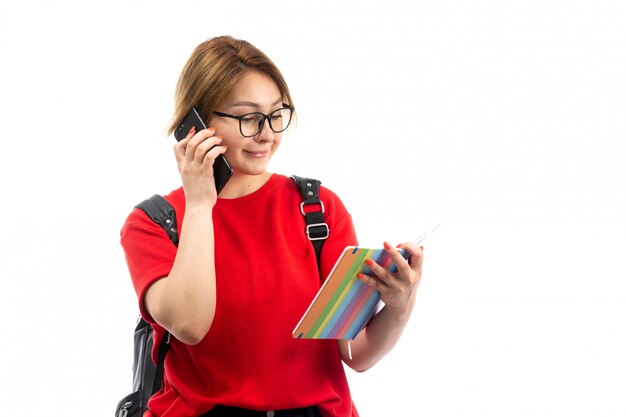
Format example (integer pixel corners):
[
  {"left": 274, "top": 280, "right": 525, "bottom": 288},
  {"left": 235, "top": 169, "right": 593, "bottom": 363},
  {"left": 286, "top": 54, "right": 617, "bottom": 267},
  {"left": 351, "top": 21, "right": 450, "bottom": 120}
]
[{"left": 174, "top": 108, "right": 233, "bottom": 194}]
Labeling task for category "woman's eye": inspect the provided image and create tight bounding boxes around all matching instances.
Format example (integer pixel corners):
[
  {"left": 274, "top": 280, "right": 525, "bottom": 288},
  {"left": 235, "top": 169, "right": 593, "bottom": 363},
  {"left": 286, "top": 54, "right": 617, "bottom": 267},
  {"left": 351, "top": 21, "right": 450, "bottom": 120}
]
[{"left": 241, "top": 116, "right": 257, "bottom": 125}]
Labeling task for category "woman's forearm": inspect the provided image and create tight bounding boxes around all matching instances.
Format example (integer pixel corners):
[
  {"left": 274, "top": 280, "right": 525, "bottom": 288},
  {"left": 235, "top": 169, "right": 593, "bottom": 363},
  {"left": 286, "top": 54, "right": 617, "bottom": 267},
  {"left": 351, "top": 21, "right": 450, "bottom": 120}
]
[{"left": 341, "top": 292, "right": 417, "bottom": 372}]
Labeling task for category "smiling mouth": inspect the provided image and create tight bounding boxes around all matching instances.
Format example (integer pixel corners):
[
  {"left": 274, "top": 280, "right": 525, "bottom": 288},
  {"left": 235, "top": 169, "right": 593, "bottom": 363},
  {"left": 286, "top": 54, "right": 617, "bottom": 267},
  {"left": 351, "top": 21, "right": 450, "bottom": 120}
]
[{"left": 245, "top": 150, "right": 269, "bottom": 157}]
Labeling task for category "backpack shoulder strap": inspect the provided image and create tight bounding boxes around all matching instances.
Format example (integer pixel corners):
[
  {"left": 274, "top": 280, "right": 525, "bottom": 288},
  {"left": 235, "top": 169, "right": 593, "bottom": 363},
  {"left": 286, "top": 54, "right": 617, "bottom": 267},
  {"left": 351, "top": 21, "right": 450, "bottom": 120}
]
[
  {"left": 135, "top": 194, "right": 179, "bottom": 246},
  {"left": 133, "top": 194, "right": 177, "bottom": 397},
  {"left": 291, "top": 175, "right": 329, "bottom": 270}
]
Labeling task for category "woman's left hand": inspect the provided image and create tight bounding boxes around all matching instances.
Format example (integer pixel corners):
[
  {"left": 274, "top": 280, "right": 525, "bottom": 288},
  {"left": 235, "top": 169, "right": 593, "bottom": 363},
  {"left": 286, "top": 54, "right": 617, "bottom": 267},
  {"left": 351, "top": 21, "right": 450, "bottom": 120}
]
[
  {"left": 358, "top": 241, "right": 424, "bottom": 313},
  {"left": 341, "top": 241, "right": 424, "bottom": 371}
]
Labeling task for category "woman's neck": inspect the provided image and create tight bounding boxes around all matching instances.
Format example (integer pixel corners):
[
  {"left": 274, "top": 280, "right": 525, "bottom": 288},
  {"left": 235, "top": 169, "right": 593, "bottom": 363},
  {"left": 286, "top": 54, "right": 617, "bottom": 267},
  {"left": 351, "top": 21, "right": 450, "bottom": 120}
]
[{"left": 217, "top": 171, "right": 273, "bottom": 199}]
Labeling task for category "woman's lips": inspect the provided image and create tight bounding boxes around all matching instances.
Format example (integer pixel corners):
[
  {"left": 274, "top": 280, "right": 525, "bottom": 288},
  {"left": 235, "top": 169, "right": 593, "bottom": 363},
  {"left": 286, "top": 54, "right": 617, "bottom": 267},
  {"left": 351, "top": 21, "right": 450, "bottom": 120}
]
[{"left": 244, "top": 149, "right": 269, "bottom": 158}]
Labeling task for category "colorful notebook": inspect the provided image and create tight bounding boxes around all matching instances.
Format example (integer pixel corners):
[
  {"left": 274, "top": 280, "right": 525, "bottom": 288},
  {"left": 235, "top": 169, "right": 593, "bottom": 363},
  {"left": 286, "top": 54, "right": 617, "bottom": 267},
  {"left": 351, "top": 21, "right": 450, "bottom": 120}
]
[
  {"left": 292, "top": 246, "right": 410, "bottom": 340},
  {"left": 292, "top": 225, "right": 440, "bottom": 340}
]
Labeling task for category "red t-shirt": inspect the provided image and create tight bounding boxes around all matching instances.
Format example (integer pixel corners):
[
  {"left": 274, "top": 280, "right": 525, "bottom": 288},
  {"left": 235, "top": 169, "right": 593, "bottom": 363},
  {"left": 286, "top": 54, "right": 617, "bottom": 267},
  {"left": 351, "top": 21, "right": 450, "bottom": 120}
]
[{"left": 120, "top": 174, "right": 360, "bottom": 417}]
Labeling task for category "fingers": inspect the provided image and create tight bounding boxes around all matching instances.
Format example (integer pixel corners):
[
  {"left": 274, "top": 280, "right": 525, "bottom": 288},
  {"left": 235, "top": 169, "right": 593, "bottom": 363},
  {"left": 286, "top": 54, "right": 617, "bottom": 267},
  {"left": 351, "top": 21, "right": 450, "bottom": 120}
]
[
  {"left": 357, "top": 271, "right": 386, "bottom": 291},
  {"left": 173, "top": 126, "right": 195, "bottom": 160},
  {"left": 174, "top": 126, "right": 225, "bottom": 166},
  {"left": 366, "top": 257, "right": 392, "bottom": 285},
  {"left": 357, "top": 241, "right": 425, "bottom": 312},
  {"left": 387, "top": 241, "right": 415, "bottom": 276},
  {"left": 204, "top": 140, "right": 228, "bottom": 162},
  {"left": 358, "top": 241, "right": 423, "bottom": 286},
  {"left": 395, "top": 242, "right": 424, "bottom": 270},
  {"left": 185, "top": 127, "right": 220, "bottom": 162}
]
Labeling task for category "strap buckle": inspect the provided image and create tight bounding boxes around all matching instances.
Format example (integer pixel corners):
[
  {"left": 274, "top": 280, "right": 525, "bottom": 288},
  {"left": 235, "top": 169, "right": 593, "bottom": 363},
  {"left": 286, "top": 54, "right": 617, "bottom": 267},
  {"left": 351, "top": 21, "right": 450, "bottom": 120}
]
[
  {"left": 300, "top": 201, "right": 329, "bottom": 241},
  {"left": 300, "top": 201, "right": 325, "bottom": 216},
  {"left": 306, "top": 223, "right": 330, "bottom": 241}
]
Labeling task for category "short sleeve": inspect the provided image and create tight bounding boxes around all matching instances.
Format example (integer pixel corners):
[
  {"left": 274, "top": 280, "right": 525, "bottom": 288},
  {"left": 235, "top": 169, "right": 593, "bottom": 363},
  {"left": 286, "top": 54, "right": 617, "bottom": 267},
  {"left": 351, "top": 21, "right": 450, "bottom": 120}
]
[{"left": 120, "top": 207, "right": 178, "bottom": 324}]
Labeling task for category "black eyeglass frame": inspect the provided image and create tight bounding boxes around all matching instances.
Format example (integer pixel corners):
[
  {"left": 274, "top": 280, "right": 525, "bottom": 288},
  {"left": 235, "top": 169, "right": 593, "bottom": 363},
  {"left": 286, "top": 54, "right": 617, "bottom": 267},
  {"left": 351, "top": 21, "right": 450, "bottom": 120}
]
[{"left": 212, "top": 103, "right": 294, "bottom": 137}]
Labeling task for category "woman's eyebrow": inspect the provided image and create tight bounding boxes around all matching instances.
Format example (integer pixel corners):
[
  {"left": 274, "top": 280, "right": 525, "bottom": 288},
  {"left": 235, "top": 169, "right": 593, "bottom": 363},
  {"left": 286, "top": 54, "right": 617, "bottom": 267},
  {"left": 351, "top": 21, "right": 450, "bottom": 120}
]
[{"left": 230, "top": 98, "right": 283, "bottom": 109}]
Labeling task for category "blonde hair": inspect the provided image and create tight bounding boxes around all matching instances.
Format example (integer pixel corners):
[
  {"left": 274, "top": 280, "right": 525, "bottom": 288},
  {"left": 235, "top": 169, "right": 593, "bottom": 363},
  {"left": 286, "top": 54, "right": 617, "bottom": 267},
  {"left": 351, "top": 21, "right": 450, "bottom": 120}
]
[{"left": 167, "top": 35, "right": 294, "bottom": 136}]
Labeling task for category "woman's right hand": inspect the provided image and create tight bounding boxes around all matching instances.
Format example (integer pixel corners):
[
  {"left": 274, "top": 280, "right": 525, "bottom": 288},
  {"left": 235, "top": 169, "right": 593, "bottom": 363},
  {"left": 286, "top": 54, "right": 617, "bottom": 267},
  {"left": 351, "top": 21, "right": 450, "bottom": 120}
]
[{"left": 174, "top": 126, "right": 228, "bottom": 206}]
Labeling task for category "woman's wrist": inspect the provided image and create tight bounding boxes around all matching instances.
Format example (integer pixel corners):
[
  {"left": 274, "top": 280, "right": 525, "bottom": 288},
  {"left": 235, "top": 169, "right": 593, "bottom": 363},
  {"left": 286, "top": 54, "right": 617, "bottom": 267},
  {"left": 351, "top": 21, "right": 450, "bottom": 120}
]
[
  {"left": 381, "top": 294, "right": 416, "bottom": 322},
  {"left": 185, "top": 198, "right": 216, "bottom": 214}
]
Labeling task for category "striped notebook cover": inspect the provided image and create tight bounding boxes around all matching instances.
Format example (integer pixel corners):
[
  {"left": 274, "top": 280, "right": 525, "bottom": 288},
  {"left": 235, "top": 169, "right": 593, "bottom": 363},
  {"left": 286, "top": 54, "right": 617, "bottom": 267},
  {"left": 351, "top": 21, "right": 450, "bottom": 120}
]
[{"left": 292, "top": 246, "right": 410, "bottom": 340}]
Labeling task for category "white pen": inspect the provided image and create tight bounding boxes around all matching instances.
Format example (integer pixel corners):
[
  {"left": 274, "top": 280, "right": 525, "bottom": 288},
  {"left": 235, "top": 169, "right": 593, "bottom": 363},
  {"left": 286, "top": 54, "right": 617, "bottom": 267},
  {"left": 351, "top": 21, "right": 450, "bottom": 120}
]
[
  {"left": 391, "top": 223, "right": 440, "bottom": 260},
  {"left": 412, "top": 223, "right": 441, "bottom": 246}
]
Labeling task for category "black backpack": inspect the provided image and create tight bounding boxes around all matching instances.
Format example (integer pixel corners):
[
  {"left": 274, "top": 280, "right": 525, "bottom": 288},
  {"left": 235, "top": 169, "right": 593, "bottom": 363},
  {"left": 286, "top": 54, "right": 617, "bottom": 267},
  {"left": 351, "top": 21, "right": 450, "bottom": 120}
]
[{"left": 115, "top": 176, "right": 329, "bottom": 417}]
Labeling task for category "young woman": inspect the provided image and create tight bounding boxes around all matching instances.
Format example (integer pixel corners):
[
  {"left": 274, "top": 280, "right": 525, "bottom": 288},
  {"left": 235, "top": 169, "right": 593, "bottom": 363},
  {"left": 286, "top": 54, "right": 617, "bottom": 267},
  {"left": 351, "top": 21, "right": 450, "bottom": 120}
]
[{"left": 121, "top": 35, "right": 424, "bottom": 417}]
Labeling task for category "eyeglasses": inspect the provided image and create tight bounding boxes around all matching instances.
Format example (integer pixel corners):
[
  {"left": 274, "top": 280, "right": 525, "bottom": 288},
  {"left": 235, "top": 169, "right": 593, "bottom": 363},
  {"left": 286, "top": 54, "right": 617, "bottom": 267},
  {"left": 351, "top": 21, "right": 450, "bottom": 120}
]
[{"left": 212, "top": 104, "right": 294, "bottom": 137}]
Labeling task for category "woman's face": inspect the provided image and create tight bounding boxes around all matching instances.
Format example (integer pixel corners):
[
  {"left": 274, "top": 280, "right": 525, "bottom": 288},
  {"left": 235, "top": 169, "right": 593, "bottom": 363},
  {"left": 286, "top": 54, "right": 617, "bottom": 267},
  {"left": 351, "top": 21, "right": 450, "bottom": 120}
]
[{"left": 208, "top": 71, "right": 285, "bottom": 177}]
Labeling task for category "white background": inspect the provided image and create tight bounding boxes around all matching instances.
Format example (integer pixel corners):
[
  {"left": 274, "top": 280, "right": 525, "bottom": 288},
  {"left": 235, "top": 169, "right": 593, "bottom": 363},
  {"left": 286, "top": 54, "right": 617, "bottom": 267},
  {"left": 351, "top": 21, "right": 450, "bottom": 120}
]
[{"left": 1, "top": 1, "right": 625, "bottom": 416}]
